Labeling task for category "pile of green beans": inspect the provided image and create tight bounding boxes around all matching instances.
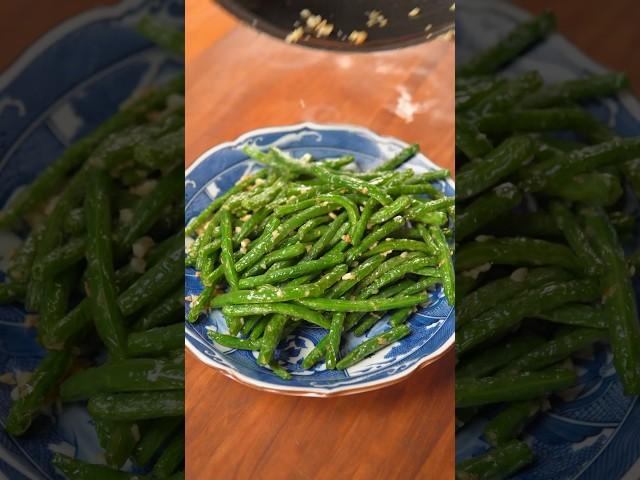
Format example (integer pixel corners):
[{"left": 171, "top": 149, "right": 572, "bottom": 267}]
[
  {"left": 186, "top": 144, "right": 454, "bottom": 378},
  {"left": 0, "top": 18, "right": 184, "bottom": 479},
  {"left": 456, "top": 10, "right": 640, "bottom": 479}
]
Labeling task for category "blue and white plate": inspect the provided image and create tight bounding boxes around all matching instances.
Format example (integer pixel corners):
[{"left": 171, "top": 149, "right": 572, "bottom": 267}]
[
  {"left": 185, "top": 123, "right": 455, "bottom": 397},
  {"left": 457, "top": 2, "right": 640, "bottom": 479},
  {"left": 0, "top": 1, "right": 182, "bottom": 478}
]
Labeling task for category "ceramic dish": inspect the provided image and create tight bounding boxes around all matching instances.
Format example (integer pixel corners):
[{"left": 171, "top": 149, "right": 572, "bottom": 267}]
[
  {"left": 456, "top": 2, "right": 640, "bottom": 479},
  {"left": 0, "top": 1, "right": 181, "bottom": 478},
  {"left": 185, "top": 122, "right": 455, "bottom": 397}
]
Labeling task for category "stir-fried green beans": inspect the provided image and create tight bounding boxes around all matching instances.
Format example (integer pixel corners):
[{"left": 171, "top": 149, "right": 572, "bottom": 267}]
[
  {"left": 187, "top": 145, "right": 454, "bottom": 376},
  {"left": 456, "top": 9, "right": 640, "bottom": 476},
  {"left": 0, "top": 43, "right": 183, "bottom": 475}
]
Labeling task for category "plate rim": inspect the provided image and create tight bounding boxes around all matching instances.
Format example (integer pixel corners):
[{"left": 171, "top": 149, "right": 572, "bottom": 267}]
[{"left": 184, "top": 121, "right": 455, "bottom": 397}]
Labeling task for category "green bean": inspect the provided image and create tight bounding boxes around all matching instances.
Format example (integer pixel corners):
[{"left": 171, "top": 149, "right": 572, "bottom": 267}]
[
  {"left": 315, "top": 194, "right": 360, "bottom": 234},
  {"left": 326, "top": 254, "right": 385, "bottom": 299},
  {"left": 94, "top": 419, "right": 138, "bottom": 469},
  {"left": 545, "top": 171, "right": 623, "bottom": 207},
  {"left": 31, "top": 236, "right": 85, "bottom": 281},
  {"left": 208, "top": 331, "right": 262, "bottom": 350},
  {"left": 323, "top": 155, "right": 355, "bottom": 169},
  {"left": 300, "top": 224, "right": 330, "bottom": 242},
  {"left": 484, "top": 399, "right": 544, "bottom": 447},
  {"left": 536, "top": 304, "right": 608, "bottom": 329},
  {"left": 346, "top": 215, "right": 405, "bottom": 263},
  {"left": 214, "top": 264, "right": 346, "bottom": 307},
  {"left": 457, "top": 333, "right": 547, "bottom": 379},
  {"left": 219, "top": 209, "right": 240, "bottom": 289},
  {"left": 148, "top": 231, "right": 183, "bottom": 267},
  {"left": 274, "top": 199, "right": 317, "bottom": 217},
  {"left": 363, "top": 239, "right": 432, "bottom": 257},
  {"left": 336, "top": 324, "right": 411, "bottom": 369},
  {"left": 0, "top": 282, "right": 26, "bottom": 303},
  {"left": 42, "top": 262, "right": 142, "bottom": 348},
  {"left": 456, "top": 183, "right": 522, "bottom": 242},
  {"left": 240, "top": 315, "right": 261, "bottom": 336},
  {"left": 374, "top": 144, "right": 419, "bottom": 171},
  {"left": 428, "top": 225, "right": 455, "bottom": 305},
  {"left": 386, "top": 184, "right": 443, "bottom": 197},
  {"left": 458, "top": 10, "right": 555, "bottom": 76},
  {"left": 244, "top": 242, "right": 307, "bottom": 276},
  {"left": 456, "top": 117, "right": 493, "bottom": 159},
  {"left": 88, "top": 391, "right": 183, "bottom": 420},
  {"left": 127, "top": 323, "right": 184, "bottom": 357},
  {"left": 5, "top": 351, "right": 72, "bottom": 436},
  {"left": 500, "top": 327, "right": 607, "bottom": 376},
  {"left": 456, "top": 237, "right": 580, "bottom": 272},
  {"left": 238, "top": 252, "right": 344, "bottom": 289},
  {"left": 519, "top": 137, "right": 640, "bottom": 192},
  {"left": 357, "top": 252, "right": 424, "bottom": 291},
  {"left": 457, "top": 268, "right": 572, "bottom": 329},
  {"left": 239, "top": 205, "right": 336, "bottom": 272},
  {"left": 369, "top": 196, "right": 412, "bottom": 225},
  {"left": 186, "top": 218, "right": 219, "bottom": 266},
  {"left": 301, "top": 335, "right": 330, "bottom": 369},
  {"left": 549, "top": 201, "right": 602, "bottom": 276},
  {"left": 132, "top": 288, "right": 183, "bottom": 331},
  {"left": 85, "top": 171, "right": 127, "bottom": 359},
  {"left": 257, "top": 314, "right": 288, "bottom": 366},
  {"left": 388, "top": 307, "right": 413, "bottom": 327},
  {"left": 325, "top": 312, "right": 346, "bottom": 369},
  {"left": 457, "top": 367, "right": 576, "bottom": 408},
  {"left": 360, "top": 256, "right": 438, "bottom": 298},
  {"left": 61, "top": 358, "right": 183, "bottom": 402},
  {"left": 186, "top": 286, "right": 215, "bottom": 323},
  {"left": 456, "top": 441, "right": 534, "bottom": 480},
  {"left": 152, "top": 430, "right": 184, "bottom": 479},
  {"left": 137, "top": 14, "right": 184, "bottom": 55},
  {"left": 457, "top": 135, "right": 535, "bottom": 200},
  {"left": 222, "top": 303, "right": 329, "bottom": 329},
  {"left": 0, "top": 77, "right": 179, "bottom": 229},
  {"left": 297, "top": 216, "right": 331, "bottom": 241},
  {"left": 351, "top": 279, "right": 416, "bottom": 336},
  {"left": 521, "top": 72, "right": 629, "bottom": 108},
  {"left": 407, "top": 170, "right": 450, "bottom": 184},
  {"left": 582, "top": 207, "right": 640, "bottom": 395},
  {"left": 457, "top": 279, "right": 600, "bottom": 355},
  {"left": 186, "top": 170, "right": 268, "bottom": 235},
  {"left": 487, "top": 210, "right": 560, "bottom": 238},
  {"left": 250, "top": 316, "right": 270, "bottom": 341},
  {"left": 298, "top": 293, "right": 427, "bottom": 313},
  {"left": 52, "top": 454, "right": 147, "bottom": 480},
  {"left": 241, "top": 179, "right": 286, "bottom": 212},
  {"left": 346, "top": 199, "right": 372, "bottom": 248},
  {"left": 269, "top": 361, "right": 292, "bottom": 380},
  {"left": 116, "top": 166, "right": 181, "bottom": 248},
  {"left": 133, "top": 417, "right": 182, "bottom": 467},
  {"left": 469, "top": 71, "right": 544, "bottom": 115},
  {"left": 476, "top": 108, "right": 614, "bottom": 142},
  {"left": 27, "top": 167, "right": 86, "bottom": 311},
  {"left": 7, "top": 226, "right": 42, "bottom": 283},
  {"left": 118, "top": 236, "right": 183, "bottom": 316},
  {"left": 457, "top": 76, "right": 509, "bottom": 113}
]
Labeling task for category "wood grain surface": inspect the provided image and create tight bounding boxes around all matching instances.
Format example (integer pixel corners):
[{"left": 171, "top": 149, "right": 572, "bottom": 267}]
[
  {"left": 0, "top": 0, "right": 119, "bottom": 72},
  {"left": 513, "top": 0, "right": 640, "bottom": 91},
  {"left": 185, "top": 1, "right": 455, "bottom": 479}
]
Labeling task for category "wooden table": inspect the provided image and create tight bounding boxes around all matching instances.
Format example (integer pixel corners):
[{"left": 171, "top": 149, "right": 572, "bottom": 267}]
[
  {"left": 513, "top": 0, "right": 640, "bottom": 91},
  {"left": 185, "top": 1, "right": 455, "bottom": 479}
]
